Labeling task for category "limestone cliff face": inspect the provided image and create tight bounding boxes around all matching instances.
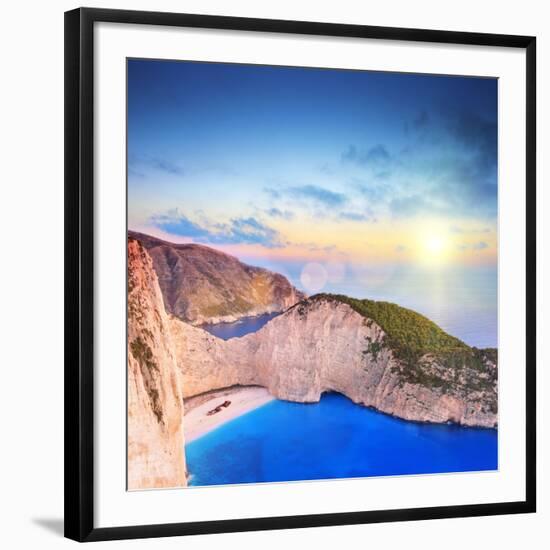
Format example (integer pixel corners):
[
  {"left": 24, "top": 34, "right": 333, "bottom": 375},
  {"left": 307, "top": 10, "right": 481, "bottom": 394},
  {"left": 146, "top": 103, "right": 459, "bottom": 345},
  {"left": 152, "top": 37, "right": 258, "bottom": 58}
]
[
  {"left": 129, "top": 231, "right": 304, "bottom": 325},
  {"left": 127, "top": 239, "right": 497, "bottom": 431},
  {"left": 127, "top": 238, "right": 187, "bottom": 490},
  {"left": 170, "top": 297, "right": 497, "bottom": 428}
]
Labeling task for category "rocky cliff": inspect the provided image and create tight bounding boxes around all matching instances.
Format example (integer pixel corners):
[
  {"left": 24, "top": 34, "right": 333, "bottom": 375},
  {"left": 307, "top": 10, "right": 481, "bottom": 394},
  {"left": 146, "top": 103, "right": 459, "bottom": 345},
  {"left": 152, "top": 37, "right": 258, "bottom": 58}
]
[
  {"left": 169, "top": 295, "right": 497, "bottom": 428},
  {"left": 128, "top": 238, "right": 497, "bottom": 443},
  {"left": 128, "top": 231, "right": 304, "bottom": 324},
  {"left": 127, "top": 238, "right": 187, "bottom": 490}
]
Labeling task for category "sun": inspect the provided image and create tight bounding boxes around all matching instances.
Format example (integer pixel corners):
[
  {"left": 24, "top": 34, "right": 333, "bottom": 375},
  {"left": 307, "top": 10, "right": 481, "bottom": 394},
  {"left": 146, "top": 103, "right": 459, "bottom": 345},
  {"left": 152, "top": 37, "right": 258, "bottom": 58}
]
[
  {"left": 424, "top": 235, "right": 446, "bottom": 256},
  {"left": 416, "top": 229, "right": 451, "bottom": 264}
]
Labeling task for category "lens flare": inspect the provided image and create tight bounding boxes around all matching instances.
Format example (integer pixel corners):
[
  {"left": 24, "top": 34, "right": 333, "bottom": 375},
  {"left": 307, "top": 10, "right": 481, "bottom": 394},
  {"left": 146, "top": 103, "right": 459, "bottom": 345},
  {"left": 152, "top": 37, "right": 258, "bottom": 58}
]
[{"left": 300, "top": 263, "right": 328, "bottom": 294}]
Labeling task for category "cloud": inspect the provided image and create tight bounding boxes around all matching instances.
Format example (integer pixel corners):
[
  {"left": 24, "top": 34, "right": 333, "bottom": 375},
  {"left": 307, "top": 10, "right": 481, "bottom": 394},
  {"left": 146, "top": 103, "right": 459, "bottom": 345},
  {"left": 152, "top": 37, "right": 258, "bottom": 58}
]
[
  {"left": 264, "top": 187, "right": 281, "bottom": 199},
  {"left": 226, "top": 217, "right": 281, "bottom": 247},
  {"left": 286, "top": 185, "right": 347, "bottom": 207},
  {"left": 150, "top": 209, "right": 282, "bottom": 248},
  {"left": 339, "top": 106, "right": 498, "bottom": 221},
  {"left": 338, "top": 211, "right": 372, "bottom": 222},
  {"left": 404, "top": 110, "right": 430, "bottom": 136},
  {"left": 450, "top": 225, "right": 491, "bottom": 234},
  {"left": 128, "top": 167, "right": 145, "bottom": 179},
  {"left": 367, "top": 120, "right": 496, "bottom": 220},
  {"left": 295, "top": 242, "right": 339, "bottom": 254},
  {"left": 457, "top": 241, "right": 489, "bottom": 252},
  {"left": 425, "top": 156, "right": 497, "bottom": 218},
  {"left": 374, "top": 170, "right": 392, "bottom": 180},
  {"left": 354, "top": 178, "right": 389, "bottom": 202},
  {"left": 150, "top": 211, "right": 210, "bottom": 239},
  {"left": 389, "top": 194, "right": 432, "bottom": 218},
  {"left": 149, "top": 158, "right": 185, "bottom": 176},
  {"left": 425, "top": 110, "right": 497, "bottom": 216},
  {"left": 319, "top": 163, "right": 335, "bottom": 175},
  {"left": 129, "top": 155, "right": 185, "bottom": 177},
  {"left": 342, "top": 144, "right": 391, "bottom": 167},
  {"left": 265, "top": 207, "right": 294, "bottom": 220},
  {"left": 263, "top": 108, "right": 497, "bottom": 227},
  {"left": 448, "top": 111, "right": 497, "bottom": 174},
  {"left": 413, "top": 110, "right": 430, "bottom": 129}
]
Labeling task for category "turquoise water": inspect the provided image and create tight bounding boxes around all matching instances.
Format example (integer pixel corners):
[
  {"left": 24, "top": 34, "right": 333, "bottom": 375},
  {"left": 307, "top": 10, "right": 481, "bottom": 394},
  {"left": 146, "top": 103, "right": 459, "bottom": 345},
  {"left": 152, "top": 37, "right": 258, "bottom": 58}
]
[{"left": 185, "top": 393, "right": 497, "bottom": 487}]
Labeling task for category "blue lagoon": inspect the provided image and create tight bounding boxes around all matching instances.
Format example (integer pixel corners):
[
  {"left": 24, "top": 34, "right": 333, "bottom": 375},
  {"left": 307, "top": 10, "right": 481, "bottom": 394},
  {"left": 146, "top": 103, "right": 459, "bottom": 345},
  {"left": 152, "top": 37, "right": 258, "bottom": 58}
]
[{"left": 185, "top": 393, "right": 497, "bottom": 487}]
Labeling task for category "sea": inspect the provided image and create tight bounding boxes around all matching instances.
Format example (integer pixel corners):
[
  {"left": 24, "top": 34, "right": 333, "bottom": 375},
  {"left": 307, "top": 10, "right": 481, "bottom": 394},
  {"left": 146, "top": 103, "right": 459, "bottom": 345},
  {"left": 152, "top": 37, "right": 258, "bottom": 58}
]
[
  {"left": 201, "top": 312, "right": 279, "bottom": 340},
  {"left": 186, "top": 393, "right": 497, "bottom": 486}
]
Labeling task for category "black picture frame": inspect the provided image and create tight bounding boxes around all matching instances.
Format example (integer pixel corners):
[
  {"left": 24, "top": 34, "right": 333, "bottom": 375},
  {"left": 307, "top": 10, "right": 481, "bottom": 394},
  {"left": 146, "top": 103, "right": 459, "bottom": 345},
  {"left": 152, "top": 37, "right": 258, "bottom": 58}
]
[{"left": 65, "top": 7, "right": 537, "bottom": 542}]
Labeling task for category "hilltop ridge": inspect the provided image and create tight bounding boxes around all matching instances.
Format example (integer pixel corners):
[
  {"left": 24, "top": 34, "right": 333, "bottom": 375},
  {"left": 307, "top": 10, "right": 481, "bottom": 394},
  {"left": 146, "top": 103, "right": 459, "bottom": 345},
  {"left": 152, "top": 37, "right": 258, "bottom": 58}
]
[{"left": 129, "top": 230, "right": 305, "bottom": 324}]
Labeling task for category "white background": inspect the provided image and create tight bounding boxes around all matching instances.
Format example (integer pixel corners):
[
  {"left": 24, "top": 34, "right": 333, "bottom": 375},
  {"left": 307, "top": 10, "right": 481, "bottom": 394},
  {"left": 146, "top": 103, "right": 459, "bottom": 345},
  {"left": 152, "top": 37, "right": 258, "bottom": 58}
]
[{"left": 0, "top": 0, "right": 547, "bottom": 548}]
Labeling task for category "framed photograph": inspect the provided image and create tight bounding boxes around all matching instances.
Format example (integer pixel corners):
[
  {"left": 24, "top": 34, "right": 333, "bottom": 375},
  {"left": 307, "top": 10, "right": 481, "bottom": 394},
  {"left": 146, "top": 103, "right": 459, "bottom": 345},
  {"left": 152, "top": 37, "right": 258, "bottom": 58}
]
[{"left": 65, "top": 7, "right": 536, "bottom": 542}]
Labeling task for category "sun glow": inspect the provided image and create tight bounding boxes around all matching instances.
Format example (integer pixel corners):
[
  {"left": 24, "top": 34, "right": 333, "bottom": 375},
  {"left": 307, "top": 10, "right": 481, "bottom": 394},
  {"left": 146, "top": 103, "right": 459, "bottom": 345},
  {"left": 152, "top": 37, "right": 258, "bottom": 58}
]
[
  {"left": 416, "top": 227, "right": 451, "bottom": 265},
  {"left": 424, "top": 235, "right": 446, "bottom": 255}
]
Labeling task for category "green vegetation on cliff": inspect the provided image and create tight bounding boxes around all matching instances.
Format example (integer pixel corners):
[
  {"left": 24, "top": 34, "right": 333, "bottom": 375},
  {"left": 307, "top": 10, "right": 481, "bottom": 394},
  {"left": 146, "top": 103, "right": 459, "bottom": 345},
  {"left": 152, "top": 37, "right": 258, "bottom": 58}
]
[
  {"left": 312, "top": 293, "right": 467, "bottom": 358},
  {"left": 308, "top": 294, "right": 497, "bottom": 401}
]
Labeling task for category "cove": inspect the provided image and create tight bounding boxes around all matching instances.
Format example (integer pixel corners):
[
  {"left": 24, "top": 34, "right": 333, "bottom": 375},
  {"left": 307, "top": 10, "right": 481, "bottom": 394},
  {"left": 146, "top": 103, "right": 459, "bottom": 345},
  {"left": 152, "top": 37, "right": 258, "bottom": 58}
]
[
  {"left": 201, "top": 312, "right": 280, "bottom": 340},
  {"left": 185, "top": 392, "right": 498, "bottom": 487}
]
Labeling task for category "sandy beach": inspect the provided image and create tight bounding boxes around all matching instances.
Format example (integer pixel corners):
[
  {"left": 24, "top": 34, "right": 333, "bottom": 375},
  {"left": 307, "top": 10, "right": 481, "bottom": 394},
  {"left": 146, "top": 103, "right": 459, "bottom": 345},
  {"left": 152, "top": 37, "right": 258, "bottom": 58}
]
[{"left": 183, "top": 386, "right": 274, "bottom": 443}]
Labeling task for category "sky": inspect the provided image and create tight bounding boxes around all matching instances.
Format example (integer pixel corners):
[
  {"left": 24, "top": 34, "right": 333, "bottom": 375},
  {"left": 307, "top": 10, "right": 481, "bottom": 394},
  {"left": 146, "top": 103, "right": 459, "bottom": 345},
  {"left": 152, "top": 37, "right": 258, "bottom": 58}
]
[{"left": 127, "top": 58, "right": 498, "bottom": 322}]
